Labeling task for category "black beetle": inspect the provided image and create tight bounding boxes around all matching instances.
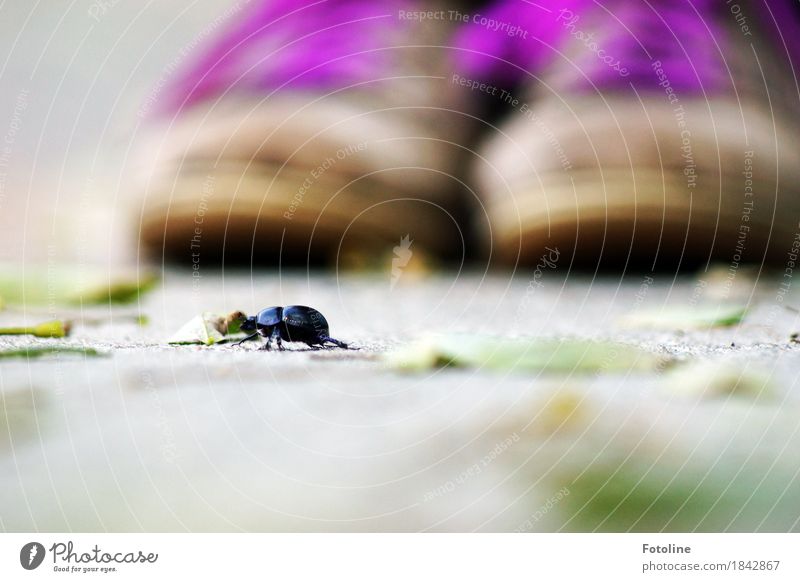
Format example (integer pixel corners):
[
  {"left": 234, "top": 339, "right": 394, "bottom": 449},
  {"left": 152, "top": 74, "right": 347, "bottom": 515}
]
[{"left": 235, "top": 305, "right": 348, "bottom": 350}]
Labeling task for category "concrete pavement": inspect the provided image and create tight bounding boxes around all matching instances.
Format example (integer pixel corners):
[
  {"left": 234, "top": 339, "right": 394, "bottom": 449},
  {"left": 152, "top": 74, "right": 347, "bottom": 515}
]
[{"left": 2, "top": 269, "right": 800, "bottom": 531}]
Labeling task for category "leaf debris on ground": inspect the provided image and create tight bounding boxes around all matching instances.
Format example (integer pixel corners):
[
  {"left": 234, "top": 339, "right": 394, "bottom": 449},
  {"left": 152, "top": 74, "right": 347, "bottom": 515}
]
[
  {"left": 385, "top": 334, "right": 668, "bottom": 373},
  {"left": 0, "top": 320, "right": 71, "bottom": 338},
  {"left": 621, "top": 305, "right": 747, "bottom": 330},
  {"left": 0, "top": 345, "right": 104, "bottom": 359},
  {"left": 169, "top": 311, "right": 246, "bottom": 346},
  {"left": 0, "top": 265, "right": 157, "bottom": 306}
]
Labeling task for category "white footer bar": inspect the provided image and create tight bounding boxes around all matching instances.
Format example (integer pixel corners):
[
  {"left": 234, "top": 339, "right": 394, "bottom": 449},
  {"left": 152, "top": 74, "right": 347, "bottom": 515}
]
[{"left": 1, "top": 533, "right": 796, "bottom": 581}]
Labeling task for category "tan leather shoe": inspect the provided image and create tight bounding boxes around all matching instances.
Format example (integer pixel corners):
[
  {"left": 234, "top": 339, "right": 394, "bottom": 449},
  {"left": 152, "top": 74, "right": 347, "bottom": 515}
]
[
  {"left": 461, "top": 0, "right": 800, "bottom": 267},
  {"left": 134, "top": 0, "right": 474, "bottom": 264}
]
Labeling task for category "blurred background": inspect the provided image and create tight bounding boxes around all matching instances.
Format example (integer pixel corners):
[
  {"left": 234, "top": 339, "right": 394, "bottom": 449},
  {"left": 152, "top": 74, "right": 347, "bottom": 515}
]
[
  {"left": 3, "top": 0, "right": 799, "bottom": 269},
  {"left": 0, "top": 1, "right": 234, "bottom": 264}
]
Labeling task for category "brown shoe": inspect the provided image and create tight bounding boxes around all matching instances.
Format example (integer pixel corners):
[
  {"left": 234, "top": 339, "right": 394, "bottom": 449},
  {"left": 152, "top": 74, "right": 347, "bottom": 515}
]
[
  {"left": 460, "top": 0, "right": 800, "bottom": 267},
  {"left": 134, "top": 0, "right": 473, "bottom": 264}
]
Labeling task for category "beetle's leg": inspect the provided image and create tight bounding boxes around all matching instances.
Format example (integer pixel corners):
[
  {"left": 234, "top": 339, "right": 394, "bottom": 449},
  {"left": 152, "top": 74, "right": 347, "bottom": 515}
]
[
  {"left": 320, "top": 336, "right": 349, "bottom": 349},
  {"left": 234, "top": 332, "right": 260, "bottom": 346},
  {"left": 259, "top": 337, "right": 273, "bottom": 351},
  {"left": 272, "top": 327, "right": 285, "bottom": 351}
]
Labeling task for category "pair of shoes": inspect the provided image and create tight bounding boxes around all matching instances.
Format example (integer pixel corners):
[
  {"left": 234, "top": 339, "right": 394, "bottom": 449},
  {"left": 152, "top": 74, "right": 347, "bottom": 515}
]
[{"left": 133, "top": 0, "right": 800, "bottom": 268}]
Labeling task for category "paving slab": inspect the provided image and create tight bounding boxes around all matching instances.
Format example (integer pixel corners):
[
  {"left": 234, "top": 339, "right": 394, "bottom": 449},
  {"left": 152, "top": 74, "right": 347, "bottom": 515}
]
[{"left": 1, "top": 269, "right": 800, "bottom": 532}]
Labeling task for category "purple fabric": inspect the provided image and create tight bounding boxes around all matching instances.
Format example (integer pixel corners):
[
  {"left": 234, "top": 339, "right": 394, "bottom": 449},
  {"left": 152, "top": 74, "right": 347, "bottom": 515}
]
[
  {"left": 154, "top": 0, "right": 800, "bottom": 115},
  {"left": 752, "top": 0, "right": 800, "bottom": 80},
  {"left": 157, "top": 0, "right": 412, "bottom": 114},
  {"left": 453, "top": 0, "right": 733, "bottom": 94}
]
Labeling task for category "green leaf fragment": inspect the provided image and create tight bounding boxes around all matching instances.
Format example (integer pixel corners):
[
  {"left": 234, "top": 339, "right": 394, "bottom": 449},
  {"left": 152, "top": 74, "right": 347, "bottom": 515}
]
[
  {"left": 0, "top": 346, "right": 104, "bottom": 359},
  {"left": 75, "top": 313, "right": 149, "bottom": 327},
  {"left": 168, "top": 313, "right": 226, "bottom": 345},
  {"left": 0, "top": 320, "right": 71, "bottom": 338},
  {"left": 556, "top": 460, "right": 746, "bottom": 532},
  {"left": 386, "top": 334, "right": 666, "bottom": 373},
  {"left": 73, "top": 274, "right": 158, "bottom": 305},
  {"left": 621, "top": 305, "right": 747, "bottom": 329},
  {"left": 168, "top": 311, "right": 246, "bottom": 346},
  {"left": 224, "top": 312, "right": 244, "bottom": 335},
  {"left": 0, "top": 266, "right": 157, "bottom": 306}
]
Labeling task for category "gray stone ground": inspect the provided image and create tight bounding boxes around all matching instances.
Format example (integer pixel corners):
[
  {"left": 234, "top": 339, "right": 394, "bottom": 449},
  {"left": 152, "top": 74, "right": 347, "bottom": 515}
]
[{"left": 2, "top": 269, "right": 800, "bottom": 532}]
